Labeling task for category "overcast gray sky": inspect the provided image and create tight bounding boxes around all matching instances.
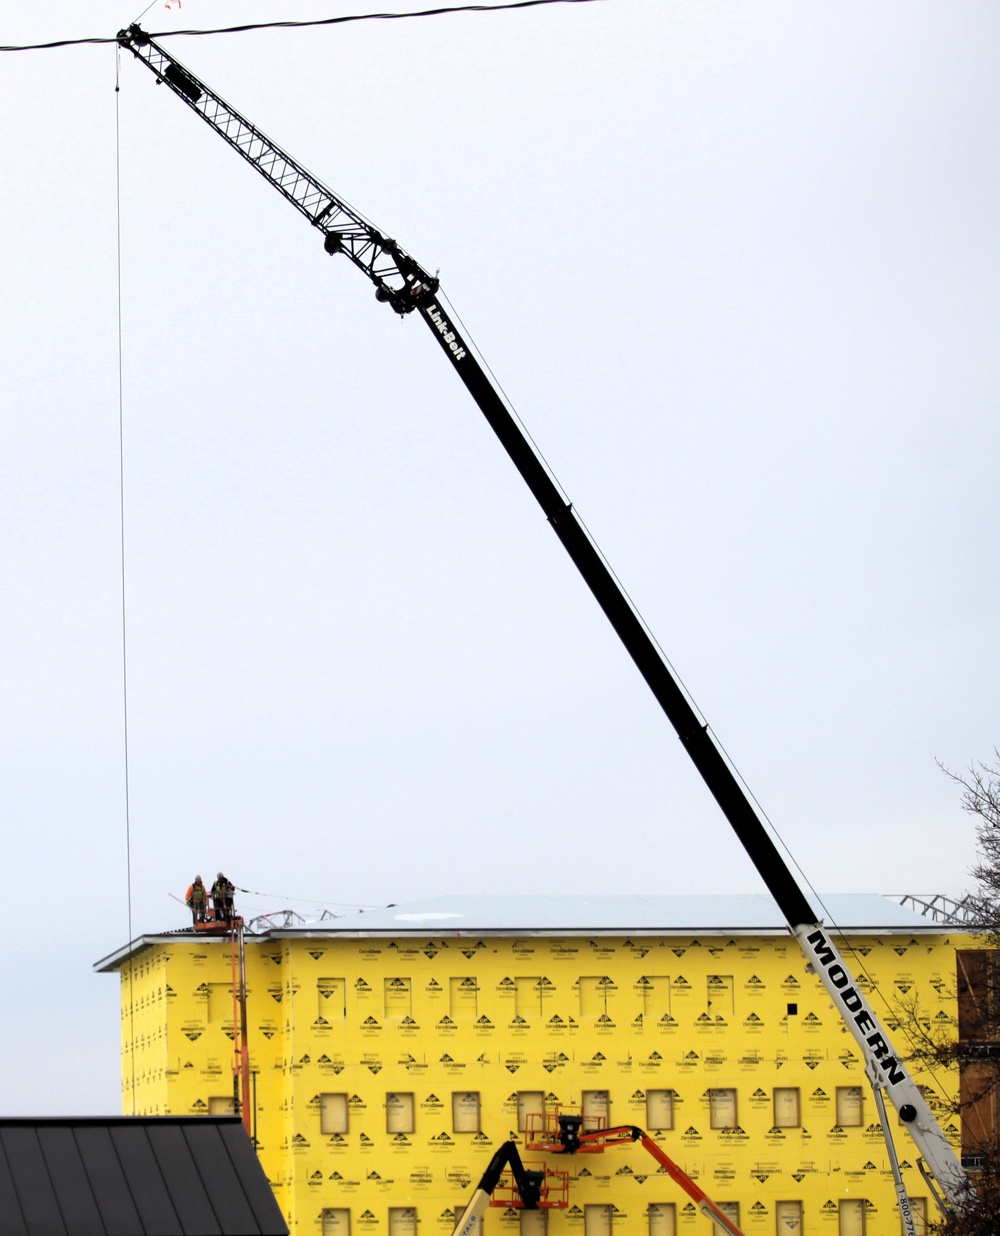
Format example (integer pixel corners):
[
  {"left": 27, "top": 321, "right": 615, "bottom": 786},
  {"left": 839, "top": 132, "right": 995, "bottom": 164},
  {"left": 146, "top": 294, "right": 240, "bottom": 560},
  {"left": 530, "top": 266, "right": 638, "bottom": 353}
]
[{"left": 2, "top": 0, "right": 999, "bottom": 1113}]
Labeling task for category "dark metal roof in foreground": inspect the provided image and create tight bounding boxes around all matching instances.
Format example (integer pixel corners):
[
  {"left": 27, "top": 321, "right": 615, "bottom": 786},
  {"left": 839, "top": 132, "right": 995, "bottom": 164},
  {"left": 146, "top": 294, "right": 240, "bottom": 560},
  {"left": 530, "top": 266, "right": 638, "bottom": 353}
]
[{"left": 0, "top": 1117, "right": 287, "bottom": 1236}]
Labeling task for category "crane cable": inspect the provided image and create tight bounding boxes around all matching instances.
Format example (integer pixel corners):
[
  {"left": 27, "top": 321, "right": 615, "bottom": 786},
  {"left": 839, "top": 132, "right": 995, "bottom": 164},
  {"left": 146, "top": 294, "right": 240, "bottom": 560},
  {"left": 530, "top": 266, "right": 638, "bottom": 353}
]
[
  {"left": 0, "top": 0, "right": 607, "bottom": 53},
  {"left": 114, "top": 44, "right": 139, "bottom": 1118}
]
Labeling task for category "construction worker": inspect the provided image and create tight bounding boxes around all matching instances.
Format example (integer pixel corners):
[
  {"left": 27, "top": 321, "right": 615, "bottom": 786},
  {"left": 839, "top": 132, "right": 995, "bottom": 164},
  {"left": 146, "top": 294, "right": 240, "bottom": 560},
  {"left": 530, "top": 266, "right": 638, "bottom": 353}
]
[
  {"left": 212, "top": 872, "right": 235, "bottom": 923},
  {"left": 186, "top": 876, "right": 207, "bottom": 925},
  {"left": 222, "top": 875, "right": 236, "bottom": 921}
]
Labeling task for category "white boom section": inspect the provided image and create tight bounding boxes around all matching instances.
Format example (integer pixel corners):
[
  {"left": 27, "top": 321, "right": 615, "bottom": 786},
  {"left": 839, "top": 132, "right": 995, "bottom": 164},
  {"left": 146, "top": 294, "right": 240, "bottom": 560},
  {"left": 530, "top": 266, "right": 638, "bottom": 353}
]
[
  {"left": 793, "top": 922, "right": 964, "bottom": 1198},
  {"left": 451, "top": 1189, "right": 492, "bottom": 1236}
]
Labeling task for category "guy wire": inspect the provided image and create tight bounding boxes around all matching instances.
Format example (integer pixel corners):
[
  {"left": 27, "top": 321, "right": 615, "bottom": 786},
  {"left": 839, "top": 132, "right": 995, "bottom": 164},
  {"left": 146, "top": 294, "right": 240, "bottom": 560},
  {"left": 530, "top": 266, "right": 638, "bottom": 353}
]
[{"left": 115, "top": 45, "right": 138, "bottom": 1116}]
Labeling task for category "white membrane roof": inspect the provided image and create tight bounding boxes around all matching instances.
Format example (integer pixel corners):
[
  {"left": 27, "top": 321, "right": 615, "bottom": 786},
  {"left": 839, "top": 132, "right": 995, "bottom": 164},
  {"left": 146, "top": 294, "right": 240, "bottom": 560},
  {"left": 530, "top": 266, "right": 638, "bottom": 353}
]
[
  {"left": 94, "top": 893, "right": 957, "bottom": 972},
  {"left": 276, "top": 893, "right": 939, "bottom": 935}
]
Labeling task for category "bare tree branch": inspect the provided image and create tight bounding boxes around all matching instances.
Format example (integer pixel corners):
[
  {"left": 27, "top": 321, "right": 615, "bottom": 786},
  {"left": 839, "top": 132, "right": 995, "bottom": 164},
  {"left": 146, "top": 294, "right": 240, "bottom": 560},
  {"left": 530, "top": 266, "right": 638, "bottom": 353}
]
[{"left": 932, "top": 757, "right": 1000, "bottom": 1232}]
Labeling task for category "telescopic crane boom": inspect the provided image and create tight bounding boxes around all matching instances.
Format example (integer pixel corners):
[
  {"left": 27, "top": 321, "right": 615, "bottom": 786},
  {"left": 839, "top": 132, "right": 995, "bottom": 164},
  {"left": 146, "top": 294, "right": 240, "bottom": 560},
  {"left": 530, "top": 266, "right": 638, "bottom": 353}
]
[{"left": 117, "top": 25, "right": 965, "bottom": 1213}]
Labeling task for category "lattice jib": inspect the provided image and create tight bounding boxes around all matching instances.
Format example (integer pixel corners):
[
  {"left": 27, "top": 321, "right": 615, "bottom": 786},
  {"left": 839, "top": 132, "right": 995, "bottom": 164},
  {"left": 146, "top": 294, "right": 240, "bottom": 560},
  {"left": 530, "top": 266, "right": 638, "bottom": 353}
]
[{"left": 117, "top": 24, "right": 436, "bottom": 312}]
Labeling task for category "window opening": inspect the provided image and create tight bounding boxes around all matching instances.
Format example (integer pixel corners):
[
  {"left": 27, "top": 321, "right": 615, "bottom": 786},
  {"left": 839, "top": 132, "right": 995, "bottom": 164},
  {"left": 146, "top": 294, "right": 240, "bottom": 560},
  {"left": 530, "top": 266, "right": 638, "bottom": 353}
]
[
  {"left": 388, "top": 1208, "right": 417, "bottom": 1236},
  {"left": 450, "top": 977, "right": 478, "bottom": 1019},
  {"left": 648, "top": 1202, "right": 676, "bottom": 1235},
  {"left": 836, "top": 1086, "right": 863, "bottom": 1127},
  {"left": 582, "top": 1090, "right": 610, "bottom": 1132},
  {"left": 453, "top": 1092, "right": 480, "bottom": 1133},
  {"left": 773, "top": 1088, "right": 801, "bottom": 1128},
  {"left": 641, "top": 976, "right": 671, "bottom": 1022},
  {"left": 775, "top": 1200, "right": 802, "bottom": 1232},
  {"left": 520, "top": 1211, "right": 548, "bottom": 1235},
  {"left": 517, "top": 1091, "right": 545, "bottom": 1132},
  {"left": 905, "top": 1198, "right": 928, "bottom": 1236},
  {"left": 706, "top": 975, "right": 734, "bottom": 1019},
  {"left": 386, "top": 1092, "right": 415, "bottom": 1133},
  {"left": 323, "top": 1209, "right": 351, "bottom": 1236},
  {"left": 384, "top": 977, "right": 412, "bottom": 1020},
  {"left": 206, "top": 982, "right": 232, "bottom": 1025},
  {"left": 318, "top": 978, "right": 346, "bottom": 1021},
  {"left": 515, "top": 976, "right": 552, "bottom": 1019},
  {"left": 584, "top": 1203, "right": 613, "bottom": 1236},
  {"left": 708, "top": 1088, "right": 737, "bottom": 1129},
  {"left": 646, "top": 1089, "right": 674, "bottom": 1130},
  {"left": 712, "top": 1203, "right": 740, "bottom": 1235},
  {"left": 838, "top": 1199, "right": 865, "bottom": 1236},
  {"left": 320, "top": 1093, "right": 348, "bottom": 1135},
  {"left": 578, "top": 976, "right": 616, "bottom": 1021}
]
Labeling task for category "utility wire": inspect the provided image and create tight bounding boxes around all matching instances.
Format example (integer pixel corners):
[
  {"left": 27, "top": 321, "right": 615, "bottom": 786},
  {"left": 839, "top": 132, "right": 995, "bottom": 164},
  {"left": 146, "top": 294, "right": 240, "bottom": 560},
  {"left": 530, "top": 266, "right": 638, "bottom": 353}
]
[
  {"left": 0, "top": 0, "right": 605, "bottom": 52},
  {"left": 0, "top": 34, "right": 118, "bottom": 51},
  {"left": 153, "top": 0, "right": 606, "bottom": 38}
]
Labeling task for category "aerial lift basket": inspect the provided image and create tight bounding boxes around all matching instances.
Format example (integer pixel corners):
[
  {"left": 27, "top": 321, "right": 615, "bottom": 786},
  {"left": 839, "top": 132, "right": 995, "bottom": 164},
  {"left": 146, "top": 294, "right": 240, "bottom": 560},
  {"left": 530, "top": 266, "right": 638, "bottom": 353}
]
[
  {"left": 525, "top": 1110, "right": 607, "bottom": 1154},
  {"left": 490, "top": 1167, "right": 569, "bottom": 1210}
]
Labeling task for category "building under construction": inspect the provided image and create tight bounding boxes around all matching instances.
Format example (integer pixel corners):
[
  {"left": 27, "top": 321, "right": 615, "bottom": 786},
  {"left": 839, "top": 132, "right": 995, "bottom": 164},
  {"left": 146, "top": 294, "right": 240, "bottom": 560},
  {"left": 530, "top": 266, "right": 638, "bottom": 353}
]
[{"left": 95, "top": 893, "right": 982, "bottom": 1236}]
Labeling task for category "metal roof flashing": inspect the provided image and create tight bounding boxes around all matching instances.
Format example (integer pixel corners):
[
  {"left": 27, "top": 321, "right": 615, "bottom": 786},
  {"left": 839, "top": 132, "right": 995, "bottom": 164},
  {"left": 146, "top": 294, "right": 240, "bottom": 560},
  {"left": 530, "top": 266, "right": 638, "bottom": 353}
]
[{"left": 93, "top": 930, "right": 231, "bottom": 973}]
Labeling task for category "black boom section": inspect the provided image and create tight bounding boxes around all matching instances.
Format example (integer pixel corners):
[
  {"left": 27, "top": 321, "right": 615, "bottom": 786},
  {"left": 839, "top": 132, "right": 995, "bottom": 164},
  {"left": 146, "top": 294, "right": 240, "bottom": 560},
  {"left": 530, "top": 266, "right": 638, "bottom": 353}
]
[{"left": 417, "top": 300, "right": 816, "bottom": 929}]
